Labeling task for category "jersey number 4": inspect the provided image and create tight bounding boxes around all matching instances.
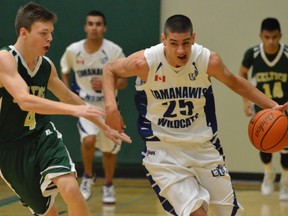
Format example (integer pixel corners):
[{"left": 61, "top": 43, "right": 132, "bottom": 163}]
[{"left": 24, "top": 111, "right": 36, "bottom": 130}]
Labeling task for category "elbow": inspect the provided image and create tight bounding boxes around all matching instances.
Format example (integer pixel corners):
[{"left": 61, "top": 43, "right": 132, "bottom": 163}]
[{"left": 116, "top": 79, "right": 128, "bottom": 90}]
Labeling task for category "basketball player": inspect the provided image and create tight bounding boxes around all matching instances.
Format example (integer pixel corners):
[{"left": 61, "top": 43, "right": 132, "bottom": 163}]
[
  {"left": 102, "top": 14, "right": 288, "bottom": 216},
  {"left": 60, "top": 10, "right": 127, "bottom": 202},
  {"left": 0, "top": 2, "right": 130, "bottom": 215},
  {"left": 239, "top": 18, "right": 288, "bottom": 200}
]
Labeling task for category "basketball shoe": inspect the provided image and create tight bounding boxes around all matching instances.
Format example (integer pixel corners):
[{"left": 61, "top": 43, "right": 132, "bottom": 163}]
[
  {"left": 261, "top": 172, "right": 275, "bottom": 196},
  {"left": 102, "top": 185, "right": 116, "bottom": 204},
  {"left": 80, "top": 175, "right": 94, "bottom": 200}
]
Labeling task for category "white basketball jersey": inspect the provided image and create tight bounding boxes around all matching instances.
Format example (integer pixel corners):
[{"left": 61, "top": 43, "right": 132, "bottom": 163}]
[
  {"left": 135, "top": 43, "right": 218, "bottom": 143},
  {"left": 60, "top": 39, "right": 125, "bottom": 99}
]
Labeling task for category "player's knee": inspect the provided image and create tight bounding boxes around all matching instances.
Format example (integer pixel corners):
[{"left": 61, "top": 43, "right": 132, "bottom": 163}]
[
  {"left": 190, "top": 206, "right": 206, "bottom": 216},
  {"left": 260, "top": 151, "right": 272, "bottom": 164},
  {"left": 59, "top": 181, "right": 80, "bottom": 197},
  {"left": 82, "top": 136, "right": 96, "bottom": 149}
]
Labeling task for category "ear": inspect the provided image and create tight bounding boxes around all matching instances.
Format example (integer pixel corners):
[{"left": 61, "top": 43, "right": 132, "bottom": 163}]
[
  {"left": 259, "top": 32, "right": 262, "bottom": 40},
  {"left": 19, "top": 27, "right": 28, "bottom": 38},
  {"left": 161, "top": 33, "right": 166, "bottom": 45},
  {"left": 191, "top": 32, "right": 196, "bottom": 44}
]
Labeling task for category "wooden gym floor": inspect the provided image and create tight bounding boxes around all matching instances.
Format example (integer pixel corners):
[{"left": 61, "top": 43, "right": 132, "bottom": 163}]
[{"left": 1, "top": 178, "right": 288, "bottom": 216}]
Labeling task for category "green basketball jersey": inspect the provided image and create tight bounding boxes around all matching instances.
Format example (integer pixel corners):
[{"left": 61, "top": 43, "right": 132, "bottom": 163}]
[
  {"left": 0, "top": 46, "right": 51, "bottom": 145},
  {"left": 242, "top": 43, "right": 288, "bottom": 112}
]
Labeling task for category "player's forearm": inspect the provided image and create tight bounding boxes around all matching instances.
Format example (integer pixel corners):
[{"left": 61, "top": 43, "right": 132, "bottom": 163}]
[
  {"left": 61, "top": 73, "right": 70, "bottom": 88},
  {"left": 229, "top": 75, "right": 278, "bottom": 109},
  {"left": 16, "top": 93, "right": 79, "bottom": 116},
  {"left": 103, "top": 65, "right": 119, "bottom": 112}
]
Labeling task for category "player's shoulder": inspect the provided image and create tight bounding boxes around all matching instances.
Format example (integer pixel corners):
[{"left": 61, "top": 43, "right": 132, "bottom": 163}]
[
  {"left": 65, "top": 39, "right": 85, "bottom": 51},
  {"left": 103, "top": 39, "right": 123, "bottom": 50},
  {"left": 242, "top": 44, "right": 260, "bottom": 60},
  {"left": 246, "top": 44, "right": 260, "bottom": 54},
  {"left": 145, "top": 43, "right": 163, "bottom": 54}
]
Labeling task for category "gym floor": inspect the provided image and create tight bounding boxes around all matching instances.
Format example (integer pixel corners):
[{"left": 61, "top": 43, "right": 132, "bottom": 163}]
[{"left": 0, "top": 178, "right": 287, "bottom": 216}]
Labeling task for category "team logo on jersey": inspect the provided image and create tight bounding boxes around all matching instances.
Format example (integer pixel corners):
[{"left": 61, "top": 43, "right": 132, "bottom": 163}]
[
  {"left": 100, "top": 56, "right": 108, "bottom": 64},
  {"left": 76, "top": 57, "right": 85, "bottom": 65},
  {"left": 188, "top": 62, "right": 199, "bottom": 81},
  {"left": 146, "top": 150, "right": 156, "bottom": 156},
  {"left": 45, "top": 129, "right": 53, "bottom": 136},
  {"left": 154, "top": 75, "right": 166, "bottom": 82},
  {"left": 154, "top": 62, "right": 165, "bottom": 82},
  {"left": 76, "top": 52, "right": 85, "bottom": 64},
  {"left": 211, "top": 165, "right": 227, "bottom": 177}
]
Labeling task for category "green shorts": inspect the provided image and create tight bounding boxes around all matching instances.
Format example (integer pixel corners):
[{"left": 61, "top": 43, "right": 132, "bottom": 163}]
[{"left": 0, "top": 121, "right": 76, "bottom": 215}]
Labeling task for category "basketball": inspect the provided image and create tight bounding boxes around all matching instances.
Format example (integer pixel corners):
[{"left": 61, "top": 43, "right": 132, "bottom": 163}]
[{"left": 248, "top": 109, "right": 288, "bottom": 153}]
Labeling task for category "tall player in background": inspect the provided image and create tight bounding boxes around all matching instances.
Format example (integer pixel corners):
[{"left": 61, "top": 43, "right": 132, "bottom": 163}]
[
  {"left": 0, "top": 2, "right": 130, "bottom": 215},
  {"left": 102, "top": 14, "right": 288, "bottom": 216},
  {"left": 239, "top": 17, "right": 288, "bottom": 200},
  {"left": 60, "top": 10, "right": 127, "bottom": 203}
]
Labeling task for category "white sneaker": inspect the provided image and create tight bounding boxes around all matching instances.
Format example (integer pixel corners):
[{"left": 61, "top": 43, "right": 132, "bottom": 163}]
[
  {"left": 279, "top": 181, "right": 288, "bottom": 201},
  {"left": 261, "top": 172, "right": 275, "bottom": 196},
  {"left": 102, "top": 185, "right": 116, "bottom": 204},
  {"left": 80, "top": 176, "right": 94, "bottom": 200}
]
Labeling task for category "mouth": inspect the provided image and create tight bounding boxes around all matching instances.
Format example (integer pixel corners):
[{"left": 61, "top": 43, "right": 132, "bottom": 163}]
[
  {"left": 178, "top": 55, "right": 187, "bottom": 61},
  {"left": 43, "top": 46, "right": 49, "bottom": 52}
]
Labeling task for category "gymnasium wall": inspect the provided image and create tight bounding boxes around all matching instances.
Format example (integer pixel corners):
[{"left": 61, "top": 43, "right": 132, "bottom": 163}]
[
  {"left": 0, "top": 0, "right": 160, "bottom": 175},
  {"left": 161, "top": 0, "right": 288, "bottom": 174}
]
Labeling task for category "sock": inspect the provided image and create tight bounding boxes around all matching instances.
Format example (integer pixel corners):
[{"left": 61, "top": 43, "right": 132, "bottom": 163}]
[
  {"left": 280, "top": 170, "right": 288, "bottom": 183},
  {"left": 84, "top": 173, "right": 93, "bottom": 178},
  {"left": 263, "top": 163, "right": 273, "bottom": 174},
  {"left": 105, "top": 182, "right": 113, "bottom": 187}
]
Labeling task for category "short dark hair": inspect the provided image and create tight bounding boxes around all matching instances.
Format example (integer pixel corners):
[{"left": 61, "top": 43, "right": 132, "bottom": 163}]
[
  {"left": 15, "top": 2, "right": 57, "bottom": 36},
  {"left": 261, "top": 18, "right": 281, "bottom": 32},
  {"left": 86, "top": 10, "right": 106, "bottom": 26},
  {"left": 164, "top": 14, "right": 193, "bottom": 36}
]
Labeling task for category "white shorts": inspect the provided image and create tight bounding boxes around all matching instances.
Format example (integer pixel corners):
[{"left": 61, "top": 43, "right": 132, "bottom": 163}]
[
  {"left": 142, "top": 141, "right": 244, "bottom": 216},
  {"left": 77, "top": 100, "right": 121, "bottom": 154}
]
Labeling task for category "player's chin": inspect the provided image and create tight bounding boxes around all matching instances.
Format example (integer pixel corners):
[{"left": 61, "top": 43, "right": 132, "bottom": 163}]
[{"left": 177, "top": 57, "right": 188, "bottom": 66}]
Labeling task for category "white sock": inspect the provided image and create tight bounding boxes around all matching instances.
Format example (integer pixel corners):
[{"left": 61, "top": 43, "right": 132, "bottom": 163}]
[
  {"left": 263, "top": 163, "right": 273, "bottom": 174},
  {"left": 280, "top": 170, "right": 288, "bottom": 183}
]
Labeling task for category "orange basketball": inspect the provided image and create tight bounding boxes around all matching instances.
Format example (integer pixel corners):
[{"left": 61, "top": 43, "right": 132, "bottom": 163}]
[{"left": 248, "top": 109, "right": 288, "bottom": 153}]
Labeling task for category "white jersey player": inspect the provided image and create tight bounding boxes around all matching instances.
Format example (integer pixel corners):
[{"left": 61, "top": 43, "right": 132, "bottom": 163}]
[
  {"left": 60, "top": 10, "right": 127, "bottom": 203},
  {"left": 102, "top": 14, "right": 288, "bottom": 216},
  {"left": 135, "top": 42, "right": 241, "bottom": 215}
]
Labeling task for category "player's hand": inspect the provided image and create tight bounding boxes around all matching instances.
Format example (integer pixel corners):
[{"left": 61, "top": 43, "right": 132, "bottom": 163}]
[
  {"left": 90, "top": 77, "right": 102, "bottom": 91},
  {"left": 243, "top": 100, "right": 254, "bottom": 116},
  {"left": 105, "top": 110, "right": 126, "bottom": 133},
  {"left": 74, "top": 104, "right": 106, "bottom": 118},
  {"left": 103, "top": 128, "right": 132, "bottom": 144},
  {"left": 272, "top": 102, "right": 288, "bottom": 113}
]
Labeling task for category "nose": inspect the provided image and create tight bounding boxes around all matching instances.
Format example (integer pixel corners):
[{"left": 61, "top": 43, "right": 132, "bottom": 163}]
[
  {"left": 177, "top": 45, "right": 185, "bottom": 55},
  {"left": 47, "top": 33, "right": 53, "bottom": 42}
]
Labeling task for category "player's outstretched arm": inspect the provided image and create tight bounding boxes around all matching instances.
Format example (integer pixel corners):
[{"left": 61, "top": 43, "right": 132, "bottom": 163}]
[{"left": 207, "top": 51, "right": 278, "bottom": 110}]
